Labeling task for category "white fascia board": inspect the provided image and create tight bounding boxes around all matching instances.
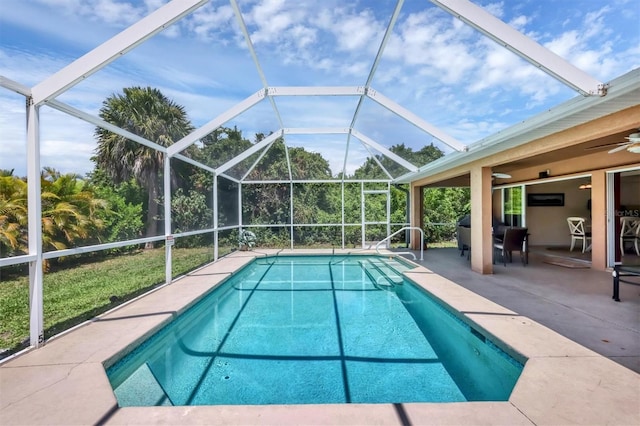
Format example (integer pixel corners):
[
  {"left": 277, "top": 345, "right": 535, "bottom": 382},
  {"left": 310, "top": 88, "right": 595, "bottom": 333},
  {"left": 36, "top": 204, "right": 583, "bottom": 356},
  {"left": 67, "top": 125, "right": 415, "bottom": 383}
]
[
  {"left": 268, "top": 86, "right": 364, "bottom": 96},
  {"left": 430, "top": 0, "right": 605, "bottom": 96},
  {"left": 0, "top": 75, "right": 31, "bottom": 96},
  {"left": 366, "top": 88, "right": 467, "bottom": 152},
  {"left": 283, "top": 127, "right": 350, "bottom": 135},
  {"left": 173, "top": 153, "right": 216, "bottom": 174},
  {"left": 351, "top": 129, "right": 418, "bottom": 172},
  {"left": 46, "top": 99, "right": 166, "bottom": 153},
  {"left": 215, "top": 130, "right": 282, "bottom": 175},
  {"left": 31, "top": 0, "right": 207, "bottom": 104},
  {"left": 168, "top": 89, "right": 267, "bottom": 156}
]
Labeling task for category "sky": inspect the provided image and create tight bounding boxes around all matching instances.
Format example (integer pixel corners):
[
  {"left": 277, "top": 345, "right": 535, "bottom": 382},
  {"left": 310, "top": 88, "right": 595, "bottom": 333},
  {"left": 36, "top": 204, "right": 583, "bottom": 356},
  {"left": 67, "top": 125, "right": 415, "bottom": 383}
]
[{"left": 1, "top": 0, "right": 639, "bottom": 179}]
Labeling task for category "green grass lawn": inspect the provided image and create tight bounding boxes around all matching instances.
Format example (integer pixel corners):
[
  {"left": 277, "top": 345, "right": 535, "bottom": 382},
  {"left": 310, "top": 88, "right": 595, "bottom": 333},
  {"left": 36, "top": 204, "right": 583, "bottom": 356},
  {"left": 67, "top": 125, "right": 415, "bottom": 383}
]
[{"left": 0, "top": 246, "right": 224, "bottom": 354}]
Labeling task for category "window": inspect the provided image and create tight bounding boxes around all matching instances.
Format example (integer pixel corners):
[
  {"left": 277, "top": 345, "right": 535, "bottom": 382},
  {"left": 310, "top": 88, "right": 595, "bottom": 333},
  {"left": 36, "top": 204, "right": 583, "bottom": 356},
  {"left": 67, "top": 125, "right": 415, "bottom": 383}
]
[{"left": 503, "top": 186, "right": 523, "bottom": 226}]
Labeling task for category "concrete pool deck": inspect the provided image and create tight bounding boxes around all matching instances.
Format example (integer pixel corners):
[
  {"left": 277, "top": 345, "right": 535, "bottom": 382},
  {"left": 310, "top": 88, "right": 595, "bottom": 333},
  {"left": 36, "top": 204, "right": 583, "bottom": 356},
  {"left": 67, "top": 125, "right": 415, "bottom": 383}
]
[{"left": 1, "top": 249, "right": 638, "bottom": 425}]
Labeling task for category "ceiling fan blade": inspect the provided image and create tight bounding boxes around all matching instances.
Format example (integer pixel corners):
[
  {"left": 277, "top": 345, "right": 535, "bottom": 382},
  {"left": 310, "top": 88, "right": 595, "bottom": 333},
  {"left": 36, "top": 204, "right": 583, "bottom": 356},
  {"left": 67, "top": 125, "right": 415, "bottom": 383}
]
[
  {"left": 608, "top": 144, "right": 630, "bottom": 154},
  {"left": 625, "top": 134, "right": 640, "bottom": 143},
  {"left": 585, "top": 142, "right": 625, "bottom": 151}
]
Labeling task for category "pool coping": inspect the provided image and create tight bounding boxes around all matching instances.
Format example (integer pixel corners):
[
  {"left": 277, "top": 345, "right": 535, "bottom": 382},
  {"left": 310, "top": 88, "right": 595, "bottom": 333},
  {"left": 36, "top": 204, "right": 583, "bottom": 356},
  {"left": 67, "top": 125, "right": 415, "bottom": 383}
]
[{"left": 1, "top": 249, "right": 638, "bottom": 425}]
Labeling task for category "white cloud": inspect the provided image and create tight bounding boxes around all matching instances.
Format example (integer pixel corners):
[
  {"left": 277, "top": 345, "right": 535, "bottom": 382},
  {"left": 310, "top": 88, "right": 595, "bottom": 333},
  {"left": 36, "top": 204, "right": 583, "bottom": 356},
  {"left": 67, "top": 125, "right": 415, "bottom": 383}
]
[
  {"left": 330, "top": 9, "right": 383, "bottom": 53},
  {"left": 483, "top": 2, "right": 505, "bottom": 19},
  {"left": 2, "top": 0, "right": 639, "bottom": 176},
  {"left": 36, "top": 0, "right": 146, "bottom": 27}
]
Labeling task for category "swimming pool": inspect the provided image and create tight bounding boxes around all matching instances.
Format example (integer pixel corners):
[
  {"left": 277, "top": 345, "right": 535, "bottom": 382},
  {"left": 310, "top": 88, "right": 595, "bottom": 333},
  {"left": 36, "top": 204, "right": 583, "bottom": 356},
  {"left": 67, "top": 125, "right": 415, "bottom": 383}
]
[{"left": 106, "top": 255, "right": 524, "bottom": 406}]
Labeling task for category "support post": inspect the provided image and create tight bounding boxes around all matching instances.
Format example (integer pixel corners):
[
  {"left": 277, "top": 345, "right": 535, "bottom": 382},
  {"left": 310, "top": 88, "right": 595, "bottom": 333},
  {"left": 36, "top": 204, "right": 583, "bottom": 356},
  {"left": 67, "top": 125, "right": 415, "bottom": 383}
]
[
  {"left": 290, "top": 182, "right": 294, "bottom": 250},
  {"left": 361, "top": 182, "right": 366, "bottom": 248},
  {"left": 164, "top": 155, "right": 172, "bottom": 284},
  {"left": 591, "top": 171, "right": 607, "bottom": 271},
  {"left": 213, "top": 173, "right": 218, "bottom": 261},
  {"left": 470, "top": 166, "right": 494, "bottom": 274},
  {"left": 341, "top": 181, "right": 345, "bottom": 249},
  {"left": 26, "top": 97, "right": 44, "bottom": 347},
  {"left": 409, "top": 184, "right": 423, "bottom": 250}
]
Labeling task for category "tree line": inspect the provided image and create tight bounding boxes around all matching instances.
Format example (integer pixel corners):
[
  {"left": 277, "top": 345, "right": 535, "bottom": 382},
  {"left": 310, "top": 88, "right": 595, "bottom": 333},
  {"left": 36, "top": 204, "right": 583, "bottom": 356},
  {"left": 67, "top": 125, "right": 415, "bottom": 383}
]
[{"left": 0, "top": 86, "right": 470, "bottom": 260}]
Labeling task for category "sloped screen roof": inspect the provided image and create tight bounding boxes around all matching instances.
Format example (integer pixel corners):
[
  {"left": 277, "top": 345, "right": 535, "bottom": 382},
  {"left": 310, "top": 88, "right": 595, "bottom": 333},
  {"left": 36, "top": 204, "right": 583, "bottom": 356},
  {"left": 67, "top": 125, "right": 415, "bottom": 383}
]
[{"left": 1, "top": 0, "right": 638, "bottom": 180}]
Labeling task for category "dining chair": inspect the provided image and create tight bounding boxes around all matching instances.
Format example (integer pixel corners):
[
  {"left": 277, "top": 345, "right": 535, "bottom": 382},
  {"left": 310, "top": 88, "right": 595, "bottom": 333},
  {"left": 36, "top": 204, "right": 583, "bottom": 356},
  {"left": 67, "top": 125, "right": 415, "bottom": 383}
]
[
  {"left": 457, "top": 225, "right": 471, "bottom": 260},
  {"left": 493, "top": 227, "right": 528, "bottom": 266},
  {"left": 567, "top": 217, "right": 592, "bottom": 253},
  {"left": 619, "top": 216, "right": 640, "bottom": 256}
]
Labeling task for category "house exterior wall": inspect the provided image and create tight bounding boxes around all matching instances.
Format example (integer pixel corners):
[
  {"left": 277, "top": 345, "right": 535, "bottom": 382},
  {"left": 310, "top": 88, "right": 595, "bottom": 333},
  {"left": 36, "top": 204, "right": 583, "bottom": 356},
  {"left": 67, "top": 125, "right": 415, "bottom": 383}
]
[{"left": 409, "top": 105, "right": 640, "bottom": 274}]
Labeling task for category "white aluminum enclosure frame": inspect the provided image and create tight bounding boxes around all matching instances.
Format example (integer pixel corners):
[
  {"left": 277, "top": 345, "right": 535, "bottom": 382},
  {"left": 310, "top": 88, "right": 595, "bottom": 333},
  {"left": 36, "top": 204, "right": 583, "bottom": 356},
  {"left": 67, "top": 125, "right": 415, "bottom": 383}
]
[{"left": 0, "top": 0, "right": 610, "bottom": 351}]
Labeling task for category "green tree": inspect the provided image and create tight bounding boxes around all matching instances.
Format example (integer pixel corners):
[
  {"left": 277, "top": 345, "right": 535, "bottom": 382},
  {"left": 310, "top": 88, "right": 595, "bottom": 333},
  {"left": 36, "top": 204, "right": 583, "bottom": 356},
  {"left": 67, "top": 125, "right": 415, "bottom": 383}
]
[
  {"left": 423, "top": 187, "right": 470, "bottom": 243},
  {"left": 0, "top": 169, "right": 110, "bottom": 259},
  {"left": 87, "top": 169, "right": 145, "bottom": 244},
  {"left": 40, "top": 168, "right": 108, "bottom": 252},
  {"left": 353, "top": 143, "right": 443, "bottom": 179},
  {"left": 93, "top": 87, "right": 194, "bottom": 247},
  {"left": 0, "top": 171, "right": 27, "bottom": 256}
]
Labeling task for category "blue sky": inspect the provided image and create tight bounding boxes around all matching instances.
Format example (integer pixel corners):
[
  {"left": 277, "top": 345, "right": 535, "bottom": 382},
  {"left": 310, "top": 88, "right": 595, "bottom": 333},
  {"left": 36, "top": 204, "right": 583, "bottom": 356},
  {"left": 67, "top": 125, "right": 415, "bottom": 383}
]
[{"left": 1, "top": 0, "right": 639, "bottom": 178}]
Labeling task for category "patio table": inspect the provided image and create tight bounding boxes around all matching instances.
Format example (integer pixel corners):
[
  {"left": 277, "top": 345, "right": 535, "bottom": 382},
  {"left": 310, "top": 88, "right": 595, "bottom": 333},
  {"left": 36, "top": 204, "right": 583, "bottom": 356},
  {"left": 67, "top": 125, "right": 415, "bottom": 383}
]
[{"left": 612, "top": 263, "right": 640, "bottom": 301}]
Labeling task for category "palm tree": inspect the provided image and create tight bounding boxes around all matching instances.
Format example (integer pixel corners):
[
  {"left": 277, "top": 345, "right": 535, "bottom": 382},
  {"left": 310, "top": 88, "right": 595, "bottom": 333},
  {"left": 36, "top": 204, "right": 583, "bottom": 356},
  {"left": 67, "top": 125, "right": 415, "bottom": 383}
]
[
  {"left": 40, "top": 168, "right": 108, "bottom": 252},
  {"left": 93, "top": 87, "right": 193, "bottom": 247},
  {"left": 0, "top": 171, "right": 27, "bottom": 256},
  {"left": 0, "top": 169, "right": 108, "bottom": 260}
]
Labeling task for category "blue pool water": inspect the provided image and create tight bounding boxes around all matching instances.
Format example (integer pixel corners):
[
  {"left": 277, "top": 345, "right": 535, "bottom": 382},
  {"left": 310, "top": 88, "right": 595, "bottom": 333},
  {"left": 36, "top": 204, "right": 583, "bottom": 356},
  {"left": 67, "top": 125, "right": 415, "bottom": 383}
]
[{"left": 106, "top": 255, "right": 524, "bottom": 406}]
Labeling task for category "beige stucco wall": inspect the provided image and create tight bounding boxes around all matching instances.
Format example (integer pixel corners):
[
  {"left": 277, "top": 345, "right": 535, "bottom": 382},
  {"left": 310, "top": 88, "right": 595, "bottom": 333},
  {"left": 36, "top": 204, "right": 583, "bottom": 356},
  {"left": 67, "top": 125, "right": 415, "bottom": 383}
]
[{"left": 525, "top": 180, "right": 592, "bottom": 247}]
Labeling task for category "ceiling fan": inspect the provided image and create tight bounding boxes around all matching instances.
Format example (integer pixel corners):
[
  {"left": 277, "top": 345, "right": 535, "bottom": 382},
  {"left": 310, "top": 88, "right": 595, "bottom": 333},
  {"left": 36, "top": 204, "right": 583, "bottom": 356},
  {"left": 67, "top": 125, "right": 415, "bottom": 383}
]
[
  {"left": 586, "top": 130, "right": 640, "bottom": 154},
  {"left": 608, "top": 131, "right": 640, "bottom": 153}
]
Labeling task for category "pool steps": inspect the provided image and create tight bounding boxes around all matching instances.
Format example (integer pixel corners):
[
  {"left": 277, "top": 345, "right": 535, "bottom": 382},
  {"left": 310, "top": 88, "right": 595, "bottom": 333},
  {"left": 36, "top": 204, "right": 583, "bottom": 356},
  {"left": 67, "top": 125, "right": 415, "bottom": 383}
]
[
  {"left": 359, "top": 257, "right": 410, "bottom": 287},
  {"left": 114, "top": 362, "right": 174, "bottom": 406}
]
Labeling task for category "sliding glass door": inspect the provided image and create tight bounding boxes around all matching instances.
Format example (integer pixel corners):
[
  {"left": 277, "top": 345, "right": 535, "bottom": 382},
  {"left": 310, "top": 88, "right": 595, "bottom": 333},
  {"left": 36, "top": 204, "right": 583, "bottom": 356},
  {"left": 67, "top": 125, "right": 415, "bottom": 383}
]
[{"left": 503, "top": 186, "right": 524, "bottom": 226}]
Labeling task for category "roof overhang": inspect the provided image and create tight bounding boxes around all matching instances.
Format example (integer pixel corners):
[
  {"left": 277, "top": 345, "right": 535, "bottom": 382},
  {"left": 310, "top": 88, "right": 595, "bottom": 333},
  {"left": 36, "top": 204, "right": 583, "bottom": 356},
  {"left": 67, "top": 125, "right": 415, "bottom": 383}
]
[{"left": 394, "top": 68, "right": 640, "bottom": 185}]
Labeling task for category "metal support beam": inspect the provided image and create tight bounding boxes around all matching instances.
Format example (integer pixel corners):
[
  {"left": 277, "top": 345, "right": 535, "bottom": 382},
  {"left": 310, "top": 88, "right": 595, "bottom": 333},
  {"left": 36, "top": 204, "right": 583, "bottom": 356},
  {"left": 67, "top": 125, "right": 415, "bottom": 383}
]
[
  {"left": 31, "top": 0, "right": 207, "bottom": 104},
  {"left": 167, "top": 89, "right": 267, "bottom": 156},
  {"left": 365, "top": 88, "right": 467, "bottom": 152},
  {"left": 283, "top": 127, "right": 350, "bottom": 135},
  {"left": 213, "top": 173, "right": 219, "bottom": 261},
  {"left": 215, "top": 130, "right": 282, "bottom": 175},
  {"left": 361, "top": 143, "right": 394, "bottom": 179},
  {"left": 173, "top": 153, "right": 216, "bottom": 174},
  {"left": 267, "top": 86, "right": 364, "bottom": 96},
  {"left": 164, "top": 155, "right": 172, "bottom": 284},
  {"left": 0, "top": 75, "right": 31, "bottom": 96},
  {"left": 26, "top": 98, "right": 44, "bottom": 348},
  {"left": 429, "top": 0, "right": 606, "bottom": 96},
  {"left": 351, "top": 129, "right": 419, "bottom": 172},
  {"left": 46, "top": 100, "right": 166, "bottom": 153}
]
